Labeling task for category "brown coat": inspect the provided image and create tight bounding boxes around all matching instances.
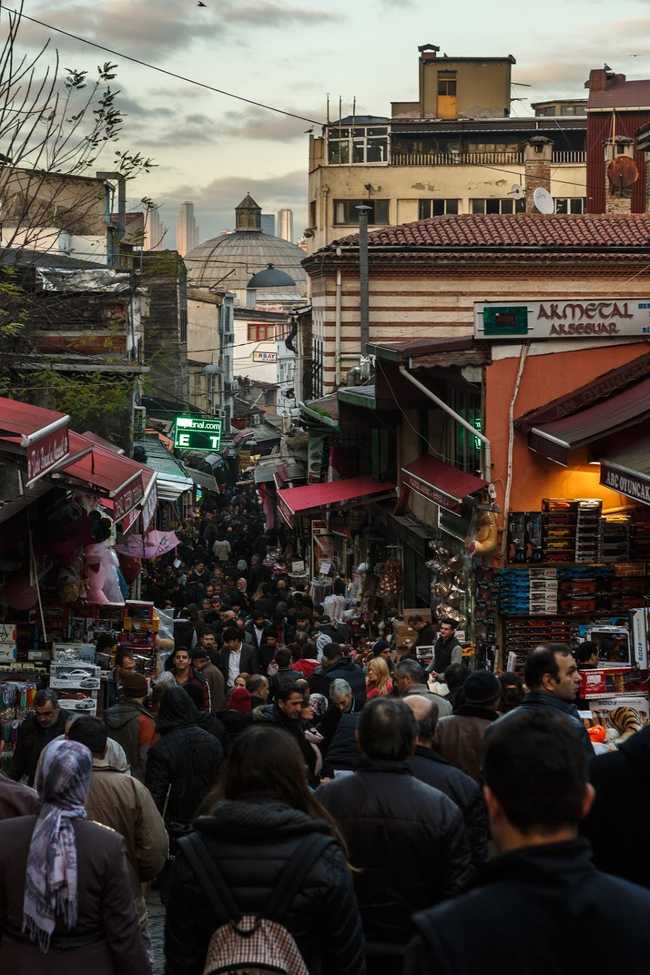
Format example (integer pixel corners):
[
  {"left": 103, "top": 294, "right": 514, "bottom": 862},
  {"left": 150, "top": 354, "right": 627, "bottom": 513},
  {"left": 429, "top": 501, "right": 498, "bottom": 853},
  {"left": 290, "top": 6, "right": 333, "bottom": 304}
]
[
  {"left": 0, "top": 773, "right": 39, "bottom": 821},
  {"left": 85, "top": 760, "right": 168, "bottom": 895},
  {"left": 0, "top": 815, "right": 151, "bottom": 975},
  {"left": 201, "top": 660, "right": 225, "bottom": 712},
  {"left": 433, "top": 707, "right": 499, "bottom": 781}
]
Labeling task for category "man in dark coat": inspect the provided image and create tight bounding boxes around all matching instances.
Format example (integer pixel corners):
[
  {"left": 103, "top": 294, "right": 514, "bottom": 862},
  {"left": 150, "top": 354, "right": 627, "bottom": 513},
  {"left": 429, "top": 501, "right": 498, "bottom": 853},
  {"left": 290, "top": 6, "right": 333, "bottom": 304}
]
[
  {"left": 9, "top": 689, "right": 67, "bottom": 786},
  {"left": 0, "top": 772, "right": 39, "bottom": 820},
  {"left": 405, "top": 711, "right": 650, "bottom": 975},
  {"left": 309, "top": 644, "right": 366, "bottom": 710},
  {"left": 494, "top": 645, "right": 593, "bottom": 756},
  {"left": 405, "top": 695, "right": 488, "bottom": 873},
  {"left": 318, "top": 698, "right": 471, "bottom": 973},
  {"left": 257, "top": 683, "right": 318, "bottom": 783},
  {"left": 104, "top": 672, "right": 156, "bottom": 782},
  {"left": 582, "top": 723, "right": 650, "bottom": 889},
  {"left": 429, "top": 619, "right": 462, "bottom": 676},
  {"left": 434, "top": 671, "right": 501, "bottom": 781},
  {"left": 216, "top": 627, "right": 259, "bottom": 693}
]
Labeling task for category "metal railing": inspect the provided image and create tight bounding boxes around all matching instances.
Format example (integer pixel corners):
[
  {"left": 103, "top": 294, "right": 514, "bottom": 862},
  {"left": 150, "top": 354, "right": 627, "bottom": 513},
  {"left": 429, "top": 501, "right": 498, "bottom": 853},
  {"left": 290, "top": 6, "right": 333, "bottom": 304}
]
[
  {"left": 551, "top": 150, "right": 586, "bottom": 164},
  {"left": 391, "top": 151, "right": 524, "bottom": 167}
]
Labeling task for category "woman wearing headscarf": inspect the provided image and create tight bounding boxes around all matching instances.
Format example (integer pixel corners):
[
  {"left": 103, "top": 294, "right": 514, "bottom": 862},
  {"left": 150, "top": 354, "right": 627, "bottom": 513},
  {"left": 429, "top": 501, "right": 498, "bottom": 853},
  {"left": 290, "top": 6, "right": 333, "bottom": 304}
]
[{"left": 0, "top": 738, "right": 150, "bottom": 974}]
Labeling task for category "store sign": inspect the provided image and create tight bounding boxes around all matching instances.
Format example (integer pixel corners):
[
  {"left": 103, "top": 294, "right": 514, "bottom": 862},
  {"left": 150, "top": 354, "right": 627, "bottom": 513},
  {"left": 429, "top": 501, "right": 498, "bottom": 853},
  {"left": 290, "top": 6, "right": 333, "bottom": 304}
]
[
  {"left": 141, "top": 480, "right": 158, "bottom": 531},
  {"left": 252, "top": 350, "right": 278, "bottom": 363},
  {"left": 173, "top": 415, "right": 223, "bottom": 452},
  {"left": 113, "top": 474, "right": 144, "bottom": 521},
  {"left": 600, "top": 462, "right": 650, "bottom": 505},
  {"left": 26, "top": 427, "right": 69, "bottom": 483},
  {"left": 277, "top": 494, "right": 295, "bottom": 528},
  {"left": 474, "top": 299, "right": 650, "bottom": 341},
  {"left": 401, "top": 468, "right": 462, "bottom": 514}
]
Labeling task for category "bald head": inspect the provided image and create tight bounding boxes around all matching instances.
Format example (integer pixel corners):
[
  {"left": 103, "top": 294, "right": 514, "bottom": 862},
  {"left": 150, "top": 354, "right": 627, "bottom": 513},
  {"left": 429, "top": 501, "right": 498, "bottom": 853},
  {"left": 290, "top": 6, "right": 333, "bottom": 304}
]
[{"left": 404, "top": 694, "right": 438, "bottom": 745}]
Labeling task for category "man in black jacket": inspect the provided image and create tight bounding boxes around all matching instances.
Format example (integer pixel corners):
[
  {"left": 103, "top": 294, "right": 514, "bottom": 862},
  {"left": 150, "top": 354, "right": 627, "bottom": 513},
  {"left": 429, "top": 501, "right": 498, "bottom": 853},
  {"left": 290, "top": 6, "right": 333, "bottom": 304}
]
[
  {"left": 9, "top": 688, "right": 67, "bottom": 786},
  {"left": 582, "top": 722, "right": 650, "bottom": 889},
  {"left": 318, "top": 697, "right": 471, "bottom": 974},
  {"left": 405, "top": 711, "right": 650, "bottom": 975},
  {"left": 216, "top": 626, "right": 259, "bottom": 692},
  {"left": 404, "top": 695, "right": 487, "bottom": 873},
  {"left": 309, "top": 644, "right": 366, "bottom": 710}
]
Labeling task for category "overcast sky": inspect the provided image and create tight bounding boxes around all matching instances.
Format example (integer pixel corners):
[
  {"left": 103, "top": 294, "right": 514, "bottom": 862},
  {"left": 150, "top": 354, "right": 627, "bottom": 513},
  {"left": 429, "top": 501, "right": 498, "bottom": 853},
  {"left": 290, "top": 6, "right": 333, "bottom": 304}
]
[{"left": 10, "top": 0, "right": 650, "bottom": 246}]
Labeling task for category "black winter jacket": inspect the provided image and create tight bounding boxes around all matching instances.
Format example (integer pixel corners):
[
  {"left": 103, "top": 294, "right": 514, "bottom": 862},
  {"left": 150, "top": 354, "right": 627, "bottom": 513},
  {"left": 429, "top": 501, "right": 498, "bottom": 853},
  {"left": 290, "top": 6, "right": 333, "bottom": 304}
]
[
  {"left": 405, "top": 839, "right": 650, "bottom": 975},
  {"left": 8, "top": 709, "right": 67, "bottom": 786},
  {"left": 323, "top": 712, "right": 361, "bottom": 774},
  {"left": 309, "top": 657, "right": 366, "bottom": 710},
  {"left": 407, "top": 745, "right": 488, "bottom": 872},
  {"left": 317, "top": 760, "right": 471, "bottom": 951},
  {"left": 145, "top": 724, "right": 223, "bottom": 826},
  {"left": 582, "top": 725, "right": 650, "bottom": 888},
  {"left": 164, "top": 799, "right": 366, "bottom": 975}
]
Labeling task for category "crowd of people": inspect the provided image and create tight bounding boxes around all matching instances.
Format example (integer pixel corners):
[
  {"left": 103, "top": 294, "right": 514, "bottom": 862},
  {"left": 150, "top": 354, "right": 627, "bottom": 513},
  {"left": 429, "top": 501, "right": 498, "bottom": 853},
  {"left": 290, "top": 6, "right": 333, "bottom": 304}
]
[{"left": 1, "top": 486, "right": 650, "bottom": 974}]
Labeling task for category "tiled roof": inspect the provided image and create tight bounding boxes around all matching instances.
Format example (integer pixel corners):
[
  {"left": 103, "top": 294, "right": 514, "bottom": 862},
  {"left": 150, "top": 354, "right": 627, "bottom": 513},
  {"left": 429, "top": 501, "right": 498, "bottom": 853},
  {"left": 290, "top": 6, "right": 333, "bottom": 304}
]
[
  {"left": 331, "top": 214, "right": 650, "bottom": 250},
  {"left": 588, "top": 79, "right": 650, "bottom": 111}
]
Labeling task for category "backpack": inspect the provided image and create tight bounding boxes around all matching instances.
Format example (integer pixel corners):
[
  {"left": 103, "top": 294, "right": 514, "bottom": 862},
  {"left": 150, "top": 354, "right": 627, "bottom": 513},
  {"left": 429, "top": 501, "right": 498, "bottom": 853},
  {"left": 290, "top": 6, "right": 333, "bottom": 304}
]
[{"left": 178, "top": 831, "right": 333, "bottom": 975}]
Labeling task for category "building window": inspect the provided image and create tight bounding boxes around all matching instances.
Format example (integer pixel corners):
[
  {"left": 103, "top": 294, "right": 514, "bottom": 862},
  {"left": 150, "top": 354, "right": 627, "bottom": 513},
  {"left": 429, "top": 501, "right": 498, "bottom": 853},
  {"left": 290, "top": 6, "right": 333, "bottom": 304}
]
[
  {"left": 309, "top": 200, "right": 317, "bottom": 228},
  {"left": 418, "top": 199, "right": 459, "bottom": 219},
  {"left": 247, "top": 323, "right": 275, "bottom": 342},
  {"left": 447, "top": 385, "right": 482, "bottom": 475},
  {"left": 312, "top": 337, "right": 323, "bottom": 398},
  {"left": 554, "top": 197, "right": 586, "bottom": 214},
  {"left": 327, "top": 125, "right": 389, "bottom": 165},
  {"left": 437, "top": 71, "right": 457, "bottom": 96},
  {"left": 471, "top": 197, "right": 526, "bottom": 215},
  {"left": 334, "top": 199, "right": 389, "bottom": 225}
]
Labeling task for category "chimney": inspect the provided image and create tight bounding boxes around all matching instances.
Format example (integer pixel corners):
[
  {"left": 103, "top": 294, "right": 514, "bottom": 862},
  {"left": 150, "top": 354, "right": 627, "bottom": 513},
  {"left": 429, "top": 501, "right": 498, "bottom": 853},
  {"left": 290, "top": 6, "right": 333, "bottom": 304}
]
[
  {"left": 418, "top": 43, "right": 440, "bottom": 62},
  {"left": 605, "top": 136, "right": 635, "bottom": 214},
  {"left": 524, "top": 137, "right": 553, "bottom": 213}
]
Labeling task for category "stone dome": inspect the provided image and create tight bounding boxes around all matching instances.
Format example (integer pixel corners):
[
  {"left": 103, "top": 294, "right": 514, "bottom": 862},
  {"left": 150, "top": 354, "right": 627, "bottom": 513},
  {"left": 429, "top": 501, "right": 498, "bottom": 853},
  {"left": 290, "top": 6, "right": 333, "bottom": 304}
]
[{"left": 184, "top": 195, "right": 308, "bottom": 296}]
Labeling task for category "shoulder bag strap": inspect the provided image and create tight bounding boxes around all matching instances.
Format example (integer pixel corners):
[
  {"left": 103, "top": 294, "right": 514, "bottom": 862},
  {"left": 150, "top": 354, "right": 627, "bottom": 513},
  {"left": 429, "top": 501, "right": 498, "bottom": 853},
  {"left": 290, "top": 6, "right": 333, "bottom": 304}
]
[
  {"left": 269, "top": 833, "right": 335, "bottom": 920},
  {"left": 178, "top": 832, "right": 242, "bottom": 923}
]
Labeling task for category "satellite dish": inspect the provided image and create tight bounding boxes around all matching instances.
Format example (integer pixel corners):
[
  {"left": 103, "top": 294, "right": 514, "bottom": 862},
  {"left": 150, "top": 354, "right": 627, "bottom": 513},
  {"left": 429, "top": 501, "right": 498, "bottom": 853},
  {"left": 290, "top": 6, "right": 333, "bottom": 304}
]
[
  {"left": 510, "top": 184, "right": 525, "bottom": 199},
  {"left": 533, "top": 187, "right": 554, "bottom": 215},
  {"left": 607, "top": 156, "right": 639, "bottom": 194}
]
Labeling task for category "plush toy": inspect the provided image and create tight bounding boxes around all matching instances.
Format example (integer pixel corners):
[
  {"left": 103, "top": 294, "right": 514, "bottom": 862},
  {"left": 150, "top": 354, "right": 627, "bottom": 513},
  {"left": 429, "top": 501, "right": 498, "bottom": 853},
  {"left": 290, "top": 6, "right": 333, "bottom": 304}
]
[
  {"left": 467, "top": 511, "right": 498, "bottom": 556},
  {"left": 83, "top": 543, "right": 109, "bottom": 604}
]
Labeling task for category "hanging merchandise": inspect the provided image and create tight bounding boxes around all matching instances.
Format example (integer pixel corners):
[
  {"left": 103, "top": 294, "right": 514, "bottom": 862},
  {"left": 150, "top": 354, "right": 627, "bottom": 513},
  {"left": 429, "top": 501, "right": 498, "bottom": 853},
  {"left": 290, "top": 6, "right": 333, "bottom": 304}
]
[{"left": 468, "top": 510, "right": 498, "bottom": 557}]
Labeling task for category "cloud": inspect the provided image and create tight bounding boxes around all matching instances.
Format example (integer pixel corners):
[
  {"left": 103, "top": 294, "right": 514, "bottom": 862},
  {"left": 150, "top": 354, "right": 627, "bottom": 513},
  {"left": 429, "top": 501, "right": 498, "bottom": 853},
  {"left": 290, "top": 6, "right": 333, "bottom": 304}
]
[
  {"left": 220, "top": 106, "right": 323, "bottom": 141},
  {"left": 20, "top": 1, "right": 340, "bottom": 61},
  {"left": 140, "top": 113, "right": 218, "bottom": 148}
]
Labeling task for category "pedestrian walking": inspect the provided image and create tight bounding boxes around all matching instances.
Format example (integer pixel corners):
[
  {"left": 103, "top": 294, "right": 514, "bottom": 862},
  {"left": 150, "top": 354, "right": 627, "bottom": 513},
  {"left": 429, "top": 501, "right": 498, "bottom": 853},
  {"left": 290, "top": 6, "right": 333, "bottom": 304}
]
[
  {"left": 434, "top": 671, "right": 501, "bottom": 780},
  {"left": 0, "top": 738, "right": 150, "bottom": 973},
  {"left": 104, "top": 670, "right": 157, "bottom": 781},
  {"left": 405, "top": 712, "right": 650, "bottom": 975},
  {"left": 8, "top": 689, "right": 67, "bottom": 786},
  {"left": 164, "top": 725, "right": 365, "bottom": 975}
]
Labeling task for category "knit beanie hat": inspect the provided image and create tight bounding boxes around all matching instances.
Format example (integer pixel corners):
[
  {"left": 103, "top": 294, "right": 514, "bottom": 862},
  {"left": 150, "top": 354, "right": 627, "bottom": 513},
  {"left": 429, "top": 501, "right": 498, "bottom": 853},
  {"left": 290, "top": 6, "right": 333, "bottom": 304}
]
[
  {"left": 121, "top": 670, "right": 148, "bottom": 699},
  {"left": 228, "top": 686, "right": 252, "bottom": 714},
  {"left": 463, "top": 671, "right": 501, "bottom": 706}
]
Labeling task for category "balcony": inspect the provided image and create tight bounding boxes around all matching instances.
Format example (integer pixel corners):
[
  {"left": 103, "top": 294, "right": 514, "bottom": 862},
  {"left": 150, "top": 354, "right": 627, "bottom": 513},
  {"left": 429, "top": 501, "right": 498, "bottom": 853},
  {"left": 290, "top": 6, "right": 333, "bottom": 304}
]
[
  {"left": 551, "top": 149, "right": 586, "bottom": 164},
  {"left": 391, "top": 151, "right": 524, "bottom": 167}
]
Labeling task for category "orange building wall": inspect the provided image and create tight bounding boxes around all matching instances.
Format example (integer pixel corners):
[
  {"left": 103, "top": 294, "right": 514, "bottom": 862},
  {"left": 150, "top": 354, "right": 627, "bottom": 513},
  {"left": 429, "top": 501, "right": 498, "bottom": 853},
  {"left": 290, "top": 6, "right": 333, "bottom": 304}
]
[{"left": 486, "top": 342, "right": 650, "bottom": 514}]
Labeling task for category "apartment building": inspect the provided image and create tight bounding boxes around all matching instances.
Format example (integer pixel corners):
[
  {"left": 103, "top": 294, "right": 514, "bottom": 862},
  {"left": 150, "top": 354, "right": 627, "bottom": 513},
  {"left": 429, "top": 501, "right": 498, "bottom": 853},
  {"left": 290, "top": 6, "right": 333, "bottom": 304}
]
[{"left": 306, "top": 44, "right": 587, "bottom": 252}]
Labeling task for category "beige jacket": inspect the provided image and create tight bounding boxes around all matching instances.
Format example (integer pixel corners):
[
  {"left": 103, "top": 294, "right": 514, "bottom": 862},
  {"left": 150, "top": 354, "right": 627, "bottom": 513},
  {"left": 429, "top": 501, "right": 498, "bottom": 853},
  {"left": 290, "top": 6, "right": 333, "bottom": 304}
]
[{"left": 86, "top": 759, "right": 168, "bottom": 893}]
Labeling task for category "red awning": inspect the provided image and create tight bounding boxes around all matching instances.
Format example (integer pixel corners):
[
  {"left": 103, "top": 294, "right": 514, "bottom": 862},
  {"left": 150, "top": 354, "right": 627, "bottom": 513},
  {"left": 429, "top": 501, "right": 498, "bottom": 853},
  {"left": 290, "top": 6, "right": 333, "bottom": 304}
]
[
  {"left": 55, "top": 432, "right": 147, "bottom": 521},
  {"left": 401, "top": 456, "right": 487, "bottom": 514},
  {"left": 0, "top": 396, "right": 71, "bottom": 484},
  {"left": 528, "top": 375, "right": 650, "bottom": 466},
  {"left": 277, "top": 476, "right": 395, "bottom": 526}
]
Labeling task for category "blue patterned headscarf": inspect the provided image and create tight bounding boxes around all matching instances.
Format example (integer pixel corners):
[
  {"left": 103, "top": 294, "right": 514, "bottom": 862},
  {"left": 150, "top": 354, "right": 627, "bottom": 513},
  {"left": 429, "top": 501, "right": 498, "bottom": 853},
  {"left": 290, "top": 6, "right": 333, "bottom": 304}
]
[{"left": 23, "top": 738, "right": 92, "bottom": 952}]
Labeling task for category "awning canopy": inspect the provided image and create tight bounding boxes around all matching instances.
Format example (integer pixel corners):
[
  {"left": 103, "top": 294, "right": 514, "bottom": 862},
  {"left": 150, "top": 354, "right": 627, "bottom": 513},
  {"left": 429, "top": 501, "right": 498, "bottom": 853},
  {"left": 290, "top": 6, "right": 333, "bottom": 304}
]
[
  {"left": 277, "top": 476, "right": 395, "bottom": 527},
  {"left": 0, "top": 396, "right": 71, "bottom": 485},
  {"left": 401, "top": 455, "right": 487, "bottom": 514},
  {"left": 528, "top": 376, "right": 650, "bottom": 466},
  {"left": 134, "top": 435, "right": 194, "bottom": 502},
  {"left": 599, "top": 434, "right": 650, "bottom": 505},
  {"left": 55, "top": 433, "right": 148, "bottom": 521}
]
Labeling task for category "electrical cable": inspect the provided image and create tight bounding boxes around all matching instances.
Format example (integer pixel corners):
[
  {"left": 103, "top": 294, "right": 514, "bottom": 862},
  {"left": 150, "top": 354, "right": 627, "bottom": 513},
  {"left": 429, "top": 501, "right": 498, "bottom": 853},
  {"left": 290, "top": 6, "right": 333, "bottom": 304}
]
[{"left": 2, "top": 6, "right": 326, "bottom": 127}]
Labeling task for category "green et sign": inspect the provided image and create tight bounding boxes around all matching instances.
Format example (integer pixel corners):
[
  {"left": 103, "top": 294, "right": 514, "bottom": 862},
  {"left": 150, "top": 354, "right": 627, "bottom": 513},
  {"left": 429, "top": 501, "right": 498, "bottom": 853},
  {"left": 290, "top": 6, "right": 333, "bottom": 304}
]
[{"left": 173, "top": 415, "right": 222, "bottom": 451}]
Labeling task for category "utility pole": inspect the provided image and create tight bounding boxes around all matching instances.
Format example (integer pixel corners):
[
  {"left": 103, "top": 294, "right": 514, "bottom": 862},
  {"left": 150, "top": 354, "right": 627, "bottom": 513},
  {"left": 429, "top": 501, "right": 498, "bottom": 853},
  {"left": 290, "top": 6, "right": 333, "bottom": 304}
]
[{"left": 356, "top": 204, "right": 371, "bottom": 356}]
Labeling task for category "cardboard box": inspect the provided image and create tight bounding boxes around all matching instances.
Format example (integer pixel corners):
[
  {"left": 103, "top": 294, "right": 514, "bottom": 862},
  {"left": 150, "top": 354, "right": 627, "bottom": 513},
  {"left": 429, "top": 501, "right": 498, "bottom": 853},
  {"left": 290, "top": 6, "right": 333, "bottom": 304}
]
[{"left": 580, "top": 667, "right": 649, "bottom": 698}]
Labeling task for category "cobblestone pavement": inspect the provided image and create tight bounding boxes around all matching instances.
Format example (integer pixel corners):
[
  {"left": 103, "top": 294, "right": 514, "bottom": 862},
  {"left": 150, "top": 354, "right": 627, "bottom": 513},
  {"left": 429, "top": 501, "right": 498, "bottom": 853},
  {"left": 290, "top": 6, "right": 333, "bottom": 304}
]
[{"left": 147, "top": 889, "right": 165, "bottom": 975}]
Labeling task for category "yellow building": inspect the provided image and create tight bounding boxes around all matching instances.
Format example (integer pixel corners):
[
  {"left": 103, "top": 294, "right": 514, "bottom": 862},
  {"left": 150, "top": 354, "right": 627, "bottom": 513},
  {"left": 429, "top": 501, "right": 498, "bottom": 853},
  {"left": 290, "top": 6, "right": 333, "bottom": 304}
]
[{"left": 306, "top": 45, "right": 587, "bottom": 252}]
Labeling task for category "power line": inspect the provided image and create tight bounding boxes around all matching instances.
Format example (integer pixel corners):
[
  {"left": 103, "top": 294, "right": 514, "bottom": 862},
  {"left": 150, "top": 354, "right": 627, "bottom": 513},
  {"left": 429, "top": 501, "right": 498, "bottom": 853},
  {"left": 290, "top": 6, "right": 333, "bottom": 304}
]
[{"left": 3, "top": 6, "right": 326, "bottom": 127}]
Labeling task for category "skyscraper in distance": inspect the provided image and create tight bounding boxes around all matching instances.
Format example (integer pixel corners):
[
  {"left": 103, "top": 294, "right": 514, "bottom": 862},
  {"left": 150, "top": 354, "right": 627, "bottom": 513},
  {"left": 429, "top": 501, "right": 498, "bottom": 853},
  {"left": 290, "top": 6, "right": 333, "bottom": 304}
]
[
  {"left": 144, "top": 207, "right": 166, "bottom": 250},
  {"left": 177, "top": 201, "right": 198, "bottom": 256},
  {"left": 278, "top": 208, "right": 294, "bottom": 243},
  {"left": 261, "top": 213, "right": 275, "bottom": 236}
]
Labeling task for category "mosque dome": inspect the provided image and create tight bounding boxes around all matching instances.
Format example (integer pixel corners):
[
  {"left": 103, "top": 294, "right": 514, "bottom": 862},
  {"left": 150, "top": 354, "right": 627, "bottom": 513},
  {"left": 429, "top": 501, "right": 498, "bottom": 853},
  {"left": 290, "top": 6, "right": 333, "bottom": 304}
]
[{"left": 185, "top": 194, "right": 308, "bottom": 297}]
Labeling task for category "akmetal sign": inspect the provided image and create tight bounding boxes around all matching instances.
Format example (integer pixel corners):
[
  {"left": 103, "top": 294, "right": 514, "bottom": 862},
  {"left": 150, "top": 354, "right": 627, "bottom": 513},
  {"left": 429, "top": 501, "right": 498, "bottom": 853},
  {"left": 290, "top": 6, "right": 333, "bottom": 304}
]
[
  {"left": 252, "top": 350, "right": 278, "bottom": 363},
  {"left": 401, "top": 468, "right": 463, "bottom": 515},
  {"left": 173, "top": 415, "right": 222, "bottom": 452},
  {"left": 26, "top": 427, "right": 69, "bottom": 483},
  {"left": 600, "top": 462, "right": 650, "bottom": 506},
  {"left": 474, "top": 299, "right": 650, "bottom": 340}
]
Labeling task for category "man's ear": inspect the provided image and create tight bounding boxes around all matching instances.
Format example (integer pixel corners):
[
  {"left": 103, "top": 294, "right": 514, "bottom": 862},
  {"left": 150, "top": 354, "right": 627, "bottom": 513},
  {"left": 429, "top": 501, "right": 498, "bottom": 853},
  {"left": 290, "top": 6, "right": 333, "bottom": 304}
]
[
  {"left": 483, "top": 784, "right": 502, "bottom": 823},
  {"left": 581, "top": 782, "right": 595, "bottom": 820}
]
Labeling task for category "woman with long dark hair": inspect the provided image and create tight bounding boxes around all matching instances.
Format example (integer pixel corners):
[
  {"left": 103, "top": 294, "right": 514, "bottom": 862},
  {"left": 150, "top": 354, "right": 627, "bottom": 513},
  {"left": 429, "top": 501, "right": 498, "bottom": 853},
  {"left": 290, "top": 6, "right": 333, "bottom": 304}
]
[{"left": 164, "top": 724, "right": 365, "bottom": 975}]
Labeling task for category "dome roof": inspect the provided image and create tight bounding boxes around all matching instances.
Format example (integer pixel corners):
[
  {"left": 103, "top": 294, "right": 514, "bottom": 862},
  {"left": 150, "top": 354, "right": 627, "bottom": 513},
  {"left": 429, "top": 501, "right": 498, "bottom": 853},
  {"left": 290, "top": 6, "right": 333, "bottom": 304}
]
[
  {"left": 185, "top": 196, "right": 307, "bottom": 294},
  {"left": 247, "top": 263, "right": 296, "bottom": 289}
]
